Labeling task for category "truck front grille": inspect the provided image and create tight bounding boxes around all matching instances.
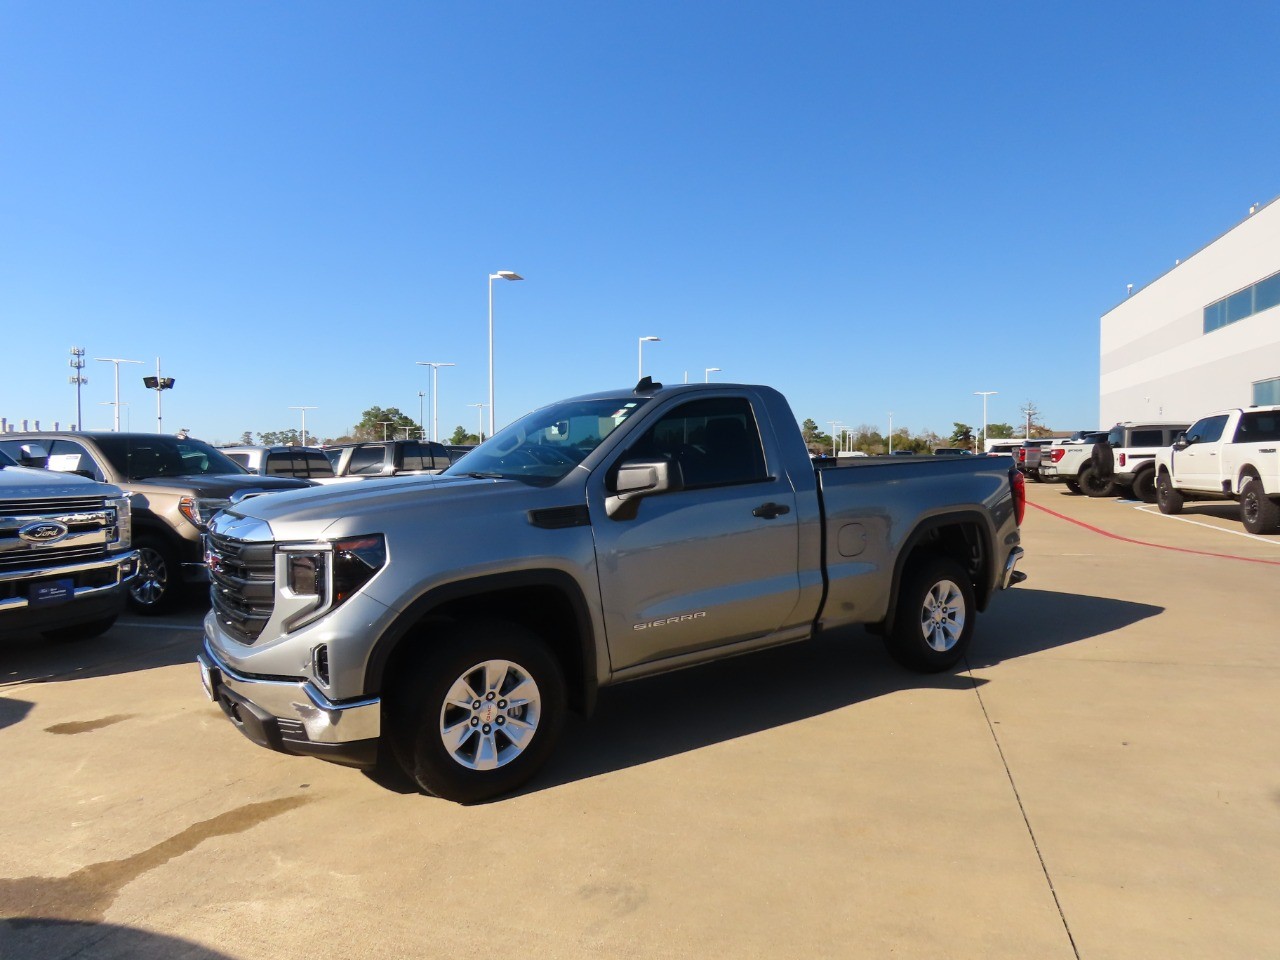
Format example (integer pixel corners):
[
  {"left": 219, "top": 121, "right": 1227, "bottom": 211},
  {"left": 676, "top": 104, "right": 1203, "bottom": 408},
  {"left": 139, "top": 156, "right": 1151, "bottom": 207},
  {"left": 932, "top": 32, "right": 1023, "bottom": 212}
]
[
  {"left": 0, "top": 497, "right": 115, "bottom": 572},
  {"left": 207, "top": 531, "right": 276, "bottom": 644}
]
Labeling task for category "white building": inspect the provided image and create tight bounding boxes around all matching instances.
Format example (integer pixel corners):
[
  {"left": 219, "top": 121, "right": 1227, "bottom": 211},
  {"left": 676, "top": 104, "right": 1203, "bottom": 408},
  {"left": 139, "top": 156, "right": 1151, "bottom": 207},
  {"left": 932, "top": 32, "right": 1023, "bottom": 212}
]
[{"left": 1100, "top": 198, "right": 1280, "bottom": 427}]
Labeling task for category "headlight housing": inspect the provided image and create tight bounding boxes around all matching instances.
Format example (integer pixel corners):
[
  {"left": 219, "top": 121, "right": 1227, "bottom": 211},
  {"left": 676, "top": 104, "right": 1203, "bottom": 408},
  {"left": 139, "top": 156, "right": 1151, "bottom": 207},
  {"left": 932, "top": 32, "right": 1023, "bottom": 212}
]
[
  {"left": 277, "top": 534, "right": 386, "bottom": 632},
  {"left": 107, "top": 495, "right": 132, "bottom": 548},
  {"left": 179, "top": 496, "right": 232, "bottom": 531}
]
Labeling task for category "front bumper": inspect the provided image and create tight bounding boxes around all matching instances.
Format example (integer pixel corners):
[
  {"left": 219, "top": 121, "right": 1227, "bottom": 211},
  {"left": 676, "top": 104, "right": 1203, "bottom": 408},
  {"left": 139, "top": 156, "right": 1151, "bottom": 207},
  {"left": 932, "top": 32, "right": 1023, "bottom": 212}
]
[
  {"left": 198, "top": 640, "right": 380, "bottom": 768},
  {"left": 0, "top": 550, "right": 139, "bottom": 633}
]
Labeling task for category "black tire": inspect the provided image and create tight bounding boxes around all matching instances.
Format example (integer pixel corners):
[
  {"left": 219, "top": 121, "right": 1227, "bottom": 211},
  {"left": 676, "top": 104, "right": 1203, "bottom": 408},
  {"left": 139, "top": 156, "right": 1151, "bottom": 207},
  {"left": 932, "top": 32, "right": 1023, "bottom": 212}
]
[
  {"left": 1131, "top": 467, "right": 1157, "bottom": 504},
  {"left": 1156, "top": 470, "right": 1183, "bottom": 515},
  {"left": 128, "top": 536, "right": 181, "bottom": 613},
  {"left": 1091, "top": 441, "right": 1115, "bottom": 483},
  {"left": 1065, "top": 479, "right": 1082, "bottom": 495},
  {"left": 1240, "top": 477, "right": 1280, "bottom": 535},
  {"left": 884, "top": 555, "right": 975, "bottom": 673},
  {"left": 1078, "top": 465, "right": 1116, "bottom": 498},
  {"left": 41, "top": 616, "right": 117, "bottom": 642},
  {"left": 387, "top": 619, "right": 566, "bottom": 803}
]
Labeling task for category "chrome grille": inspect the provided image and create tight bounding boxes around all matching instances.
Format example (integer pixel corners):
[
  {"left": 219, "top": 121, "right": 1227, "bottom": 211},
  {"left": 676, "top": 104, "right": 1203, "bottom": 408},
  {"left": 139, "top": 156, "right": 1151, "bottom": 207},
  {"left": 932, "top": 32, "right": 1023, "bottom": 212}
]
[
  {"left": 207, "top": 531, "right": 275, "bottom": 644},
  {"left": 0, "top": 497, "right": 115, "bottom": 572},
  {"left": 0, "top": 543, "right": 107, "bottom": 572},
  {"left": 0, "top": 496, "right": 106, "bottom": 514}
]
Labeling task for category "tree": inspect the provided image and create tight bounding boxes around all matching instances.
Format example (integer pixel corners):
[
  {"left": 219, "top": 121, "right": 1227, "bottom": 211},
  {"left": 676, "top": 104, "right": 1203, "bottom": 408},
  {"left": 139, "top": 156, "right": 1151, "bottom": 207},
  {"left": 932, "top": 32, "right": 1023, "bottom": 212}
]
[
  {"left": 258, "top": 428, "right": 301, "bottom": 446},
  {"left": 950, "top": 422, "right": 973, "bottom": 445},
  {"left": 450, "top": 425, "right": 481, "bottom": 445},
  {"left": 985, "top": 422, "right": 1015, "bottom": 439},
  {"left": 354, "top": 406, "right": 419, "bottom": 441},
  {"left": 1019, "top": 400, "right": 1054, "bottom": 438},
  {"left": 238, "top": 431, "right": 254, "bottom": 445}
]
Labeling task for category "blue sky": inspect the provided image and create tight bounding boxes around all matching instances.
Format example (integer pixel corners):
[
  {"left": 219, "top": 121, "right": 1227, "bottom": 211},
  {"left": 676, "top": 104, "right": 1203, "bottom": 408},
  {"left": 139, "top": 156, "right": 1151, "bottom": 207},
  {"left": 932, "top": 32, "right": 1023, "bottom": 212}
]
[{"left": 3, "top": 1, "right": 1277, "bottom": 444}]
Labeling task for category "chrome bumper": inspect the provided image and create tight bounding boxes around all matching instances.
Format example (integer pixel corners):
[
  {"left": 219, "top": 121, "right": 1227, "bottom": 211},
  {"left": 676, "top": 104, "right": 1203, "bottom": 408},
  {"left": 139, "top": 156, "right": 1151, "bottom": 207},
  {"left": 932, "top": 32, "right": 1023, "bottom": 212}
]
[
  {"left": 0, "top": 550, "right": 139, "bottom": 612},
  {"left": 1002, "top": 546, "right": 1027, "bottom": 589}
]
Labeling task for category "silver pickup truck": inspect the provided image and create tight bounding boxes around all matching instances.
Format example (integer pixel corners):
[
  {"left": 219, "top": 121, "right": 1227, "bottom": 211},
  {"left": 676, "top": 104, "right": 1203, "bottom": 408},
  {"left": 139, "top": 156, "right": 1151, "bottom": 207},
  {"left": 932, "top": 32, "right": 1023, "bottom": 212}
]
[{"left": 198, "top": 381, "right": 1027, "bottom": 802}]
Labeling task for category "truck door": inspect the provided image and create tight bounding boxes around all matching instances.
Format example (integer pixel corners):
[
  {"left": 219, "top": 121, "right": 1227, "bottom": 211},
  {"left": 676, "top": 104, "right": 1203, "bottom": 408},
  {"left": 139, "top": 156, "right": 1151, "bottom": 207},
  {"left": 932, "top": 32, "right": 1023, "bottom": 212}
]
[
  {"left": 1176, "top": 414, "right": 1230, "bottom": 488},
  {"left": 587, "top": 395, "right": 802, "bottom": 672}
]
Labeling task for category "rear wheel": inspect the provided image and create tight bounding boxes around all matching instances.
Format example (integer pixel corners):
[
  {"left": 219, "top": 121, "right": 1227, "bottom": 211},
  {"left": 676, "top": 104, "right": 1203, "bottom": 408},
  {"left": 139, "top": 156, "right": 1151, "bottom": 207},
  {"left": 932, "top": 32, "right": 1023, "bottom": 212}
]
[
  {"left": 1131, "top": 468, "right": 1157, "bottom": 504},
  {"left": 1079, "top": 465, "right": 1115, "bottom": 498},
  {"left": 1065, "top": 479, "right": 1082, "bottom": 495},
  {"left": 1240, "top": 477, "right": 1280, "bottom": 535},
  {"left": 128, "top": 537, "right": 180, "bottom": 613},
  {"left": 884, "top": 556, "right": 975, "bottom": 673},
  {"left": 42, "top": 616, "right": 117, "bottom": 642},
  {"left": 1156, "top": 471, "right": 1183, "bottom": 515},
  {"left": 387, "top": 620, "right": 566, "bottom": 803}
]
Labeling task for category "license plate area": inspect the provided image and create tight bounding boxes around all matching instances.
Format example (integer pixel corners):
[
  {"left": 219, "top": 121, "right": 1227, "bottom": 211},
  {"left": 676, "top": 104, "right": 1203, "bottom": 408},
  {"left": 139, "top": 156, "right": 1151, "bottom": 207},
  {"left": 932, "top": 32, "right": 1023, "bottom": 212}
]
[
  {"left": 198, "top": 658, "right": 221, "bottom": 702},
  {"left": 30, "top": 578, "right": 74, "bottom": 607}
]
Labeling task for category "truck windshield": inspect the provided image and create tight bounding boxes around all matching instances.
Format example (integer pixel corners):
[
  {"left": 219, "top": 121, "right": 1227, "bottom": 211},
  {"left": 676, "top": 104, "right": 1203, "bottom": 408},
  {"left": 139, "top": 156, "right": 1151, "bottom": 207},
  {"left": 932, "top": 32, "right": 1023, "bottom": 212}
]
[
  {"left": 442, "top": 396, "right": 650, "bottom": 485},
  {"left": 94, "top": 436, "right": 250, "bottom": 480}
]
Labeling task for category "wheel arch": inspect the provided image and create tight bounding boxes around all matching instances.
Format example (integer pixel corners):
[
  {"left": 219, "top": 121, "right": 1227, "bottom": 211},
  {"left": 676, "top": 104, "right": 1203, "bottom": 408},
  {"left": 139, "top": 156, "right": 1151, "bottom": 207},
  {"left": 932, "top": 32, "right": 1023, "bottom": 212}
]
[
  {"left": 878, "top": 510, "right": 997, "bottom": 638},
  {"left": 366, "top": 570, "right": 599, "bottom": 717}
]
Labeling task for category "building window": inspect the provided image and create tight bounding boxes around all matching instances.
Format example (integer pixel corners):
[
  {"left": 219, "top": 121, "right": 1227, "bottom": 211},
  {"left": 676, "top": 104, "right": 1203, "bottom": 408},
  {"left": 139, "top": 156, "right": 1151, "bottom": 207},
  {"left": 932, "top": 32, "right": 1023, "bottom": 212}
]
[
  {"left": 1204, "top": 268, "right": 1280, "bottom": 333},
  {"left": 1253, "top": 377, "right": 1280, "bottom": 406}
]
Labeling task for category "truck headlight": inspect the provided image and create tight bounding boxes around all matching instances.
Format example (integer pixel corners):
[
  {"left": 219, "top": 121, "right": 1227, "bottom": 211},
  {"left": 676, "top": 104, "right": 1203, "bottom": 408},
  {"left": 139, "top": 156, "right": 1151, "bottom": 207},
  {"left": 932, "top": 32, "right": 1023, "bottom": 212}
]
[
  {"left": 179, "top": 496, "right": 232, "bottom": 531},
  {"left": 278, "top": 534, "right": 386, "bottom": 632},
  {"left": 107, "top": 495, "right": 132, "bottom": 547}
]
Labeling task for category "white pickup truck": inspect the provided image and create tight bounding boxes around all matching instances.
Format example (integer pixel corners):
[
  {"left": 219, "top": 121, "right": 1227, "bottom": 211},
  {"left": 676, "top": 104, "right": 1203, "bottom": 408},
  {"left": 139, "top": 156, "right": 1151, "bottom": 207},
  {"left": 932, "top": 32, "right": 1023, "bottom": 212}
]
[{"left": 1154, "top": 406, "right": 1280, "bottom": 534}]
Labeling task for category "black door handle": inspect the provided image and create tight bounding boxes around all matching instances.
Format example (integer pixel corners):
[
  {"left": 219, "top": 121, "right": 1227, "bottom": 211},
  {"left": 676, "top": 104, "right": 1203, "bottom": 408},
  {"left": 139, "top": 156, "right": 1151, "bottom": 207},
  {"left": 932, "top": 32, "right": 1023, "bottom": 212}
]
[{"left": 752, "top": 502, "right": 791, "bottom": 519}]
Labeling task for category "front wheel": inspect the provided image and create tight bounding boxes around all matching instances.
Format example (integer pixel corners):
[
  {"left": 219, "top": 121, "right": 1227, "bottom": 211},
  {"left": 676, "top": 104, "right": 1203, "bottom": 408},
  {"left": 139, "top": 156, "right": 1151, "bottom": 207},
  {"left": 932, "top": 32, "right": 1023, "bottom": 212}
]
[
  {"left": 884, "top": 556, "right": 975, "bottom": 673},
  {"left": 388, "top": 620, "right": 566, "bottom": 803},
  {"left": 1240, "top": 477, "right": 1280, "bottom": 535},
  {"left": 1156, "top": 471, "right": 1184, "bottom": 515},
  {"left": 128, "top": 537, "right": 180, "bottom": 613}
]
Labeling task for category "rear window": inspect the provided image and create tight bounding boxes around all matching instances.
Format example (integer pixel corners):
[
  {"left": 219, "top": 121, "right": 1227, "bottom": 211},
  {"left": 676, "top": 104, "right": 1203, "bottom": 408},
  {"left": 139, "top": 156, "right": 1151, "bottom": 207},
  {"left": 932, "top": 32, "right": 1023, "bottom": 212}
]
[
  {"left": 1127, "top": 429, "right": 1164, "bottom": 447},
  {"left": 349, "top": 445, "right": 386, "bottom": 475}
]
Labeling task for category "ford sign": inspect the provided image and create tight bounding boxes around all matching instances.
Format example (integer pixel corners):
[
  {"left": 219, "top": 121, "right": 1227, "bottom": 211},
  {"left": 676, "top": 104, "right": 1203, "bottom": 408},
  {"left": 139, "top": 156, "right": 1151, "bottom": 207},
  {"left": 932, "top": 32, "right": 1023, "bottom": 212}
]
[{"left": 18, "top": 520, "right": 69, "bottom": 544}]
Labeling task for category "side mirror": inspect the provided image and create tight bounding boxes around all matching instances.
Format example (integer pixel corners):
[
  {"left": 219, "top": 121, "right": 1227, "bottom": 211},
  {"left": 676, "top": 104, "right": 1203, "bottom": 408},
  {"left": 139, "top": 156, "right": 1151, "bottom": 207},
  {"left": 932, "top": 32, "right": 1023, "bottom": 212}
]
[
  {"left": 1174, "top": 433, "right": 1192, "bottom": 450},
  {"left": 19, "top": 443, "right": 50, "bottom": 468},
  {"left": 606, "top": 458, "right": 684, "bottom": 519}
]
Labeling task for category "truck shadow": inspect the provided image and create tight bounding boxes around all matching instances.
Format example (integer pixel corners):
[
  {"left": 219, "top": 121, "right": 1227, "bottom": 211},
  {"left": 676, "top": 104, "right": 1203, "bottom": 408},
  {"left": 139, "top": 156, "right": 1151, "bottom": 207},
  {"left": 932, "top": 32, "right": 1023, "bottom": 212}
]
[
  {"left": 0, "top": 918, "right": 238, "bottom": 960},
  {"left": 536, "top": 588, "right": 1162, "bottom": 794}
]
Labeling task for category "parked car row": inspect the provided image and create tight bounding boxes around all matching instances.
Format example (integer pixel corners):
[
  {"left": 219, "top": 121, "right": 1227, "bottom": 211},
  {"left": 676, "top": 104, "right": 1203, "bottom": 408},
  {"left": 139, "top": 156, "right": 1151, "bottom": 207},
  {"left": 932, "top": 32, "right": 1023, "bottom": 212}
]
[{"left": 1036, "top": 407, "right": 1280, "bottom": 535}]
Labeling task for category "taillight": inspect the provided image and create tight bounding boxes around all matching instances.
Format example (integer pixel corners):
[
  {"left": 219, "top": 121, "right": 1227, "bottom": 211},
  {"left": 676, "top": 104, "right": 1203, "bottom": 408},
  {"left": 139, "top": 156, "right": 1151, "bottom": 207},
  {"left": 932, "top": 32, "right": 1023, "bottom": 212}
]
[
  {"left": 1011, "top": 469, "right": 1026, "bottom": 525},
  {"left": 1049, "top": 448, "right": 1066, "bottom": 463}
]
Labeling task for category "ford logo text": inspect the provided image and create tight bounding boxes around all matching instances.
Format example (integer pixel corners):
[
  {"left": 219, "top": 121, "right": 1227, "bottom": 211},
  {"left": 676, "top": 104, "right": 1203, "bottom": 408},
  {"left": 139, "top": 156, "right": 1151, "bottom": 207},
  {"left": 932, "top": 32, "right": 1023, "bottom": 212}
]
[{"left": 19, "top": 520, "right": 70, "bottom": 544}]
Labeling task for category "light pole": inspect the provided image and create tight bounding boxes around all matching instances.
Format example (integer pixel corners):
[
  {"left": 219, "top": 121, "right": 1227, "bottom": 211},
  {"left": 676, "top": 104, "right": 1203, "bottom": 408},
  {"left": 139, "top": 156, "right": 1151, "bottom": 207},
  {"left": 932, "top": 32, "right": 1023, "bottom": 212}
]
[
  {"left": 95, "top": 357, "right": 142, "bottom": 431},
  {"left": 469, "top": 402, "right": 487, "bottom": 442},
  {"left": 488, "top": 270, "right": 523, "bottom": 437},
  {"left": 416, "top": 361, "right": 456, "bottom": 442},
  {"left": 705, "top": 367, "right": 721, "bottom": 382},
  {"left": 376, "top": 420, "right": 395, "bottom": 442},
  {"left": 974, "top": 391, "right": 997, "bottom": 452},
  {"left": 69, "top": 347, "right": 88, "bottom": 430},
  {"left": 418, "top": 391, "right": 426, "bottom": 436},
  {"left": 143, "top": 358, "right": 176, "bottom": 433},
  {"left": 828, "top": 421, "right": 844, "bottom": 457},
  {"left": 290, "top": 406, "right": 317, "bottom": 446},
  {"left": 888, "top": 412, "right": 894, "bottom": 454},
  {"left": 638, "top": 336, "right": 661, "bottom": 380}
]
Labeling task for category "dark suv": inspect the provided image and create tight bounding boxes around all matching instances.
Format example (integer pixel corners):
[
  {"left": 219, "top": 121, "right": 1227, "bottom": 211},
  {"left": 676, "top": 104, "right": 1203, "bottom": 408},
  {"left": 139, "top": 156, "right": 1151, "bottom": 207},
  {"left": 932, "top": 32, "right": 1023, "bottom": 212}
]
[{"left": 0, "top": 433, "right": 311, "bottom": 612}]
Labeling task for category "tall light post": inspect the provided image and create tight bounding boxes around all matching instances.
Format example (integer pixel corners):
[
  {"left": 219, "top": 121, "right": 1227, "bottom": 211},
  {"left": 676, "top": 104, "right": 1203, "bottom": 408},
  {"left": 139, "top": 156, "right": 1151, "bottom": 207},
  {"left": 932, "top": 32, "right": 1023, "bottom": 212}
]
[
  {"left": 94, "top": 357, "right": 142, "bottom": 431},
  {"left": 290, "top": 406, "right": 317, "bottom": 446},
  {"left": 638, "top": 336, "right": 661, "bottom": 380},
  {"left": 974, "top": 391, "right": 997, "bottom": 452},
  {"left": 488, "top": 270, "right": 523, "bottom": 437},
  {"left": 887, "top": 412, "right": 894, "bottom": 454},
  {"left": 828, "top": 421, "right": 844, "bottom": 457},
  {"left": 469, "top": 402, "right": 487, "bottom": 442},
  {"left": 416, "top": 361, "right": 456, "bottom": 442},
  {"left": 705, "top": 367, "right": 721, "bottom": 382},
  {"left": 376, "top": 420, "right": 395, "bottom": 441},
  {"left": 69, "top": 347, "right": 88, "bottom": 430},
  {"left": 143, "top": 357, "right": 176, "bottom": 433},
  {"left": 418, "top": 391, "right": 426, "bottom": 436}
]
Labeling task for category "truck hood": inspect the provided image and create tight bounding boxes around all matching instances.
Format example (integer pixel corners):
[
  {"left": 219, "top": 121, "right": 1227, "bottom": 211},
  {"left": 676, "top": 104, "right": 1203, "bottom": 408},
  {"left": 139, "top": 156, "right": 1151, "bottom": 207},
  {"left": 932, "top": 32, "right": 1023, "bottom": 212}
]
[
  {"left": 0, "top": 464, "right": 125, "bottom": 500},
  {"left": 218, "top": 473, "right": 525, "bottom": 538},
  {"left": 126, "top": 474, "right": 312, "bottom": 498}
]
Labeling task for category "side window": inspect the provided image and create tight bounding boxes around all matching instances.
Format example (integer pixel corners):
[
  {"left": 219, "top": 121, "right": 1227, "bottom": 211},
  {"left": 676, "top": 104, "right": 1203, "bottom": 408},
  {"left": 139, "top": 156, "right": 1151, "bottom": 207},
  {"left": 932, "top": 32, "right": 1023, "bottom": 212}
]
[
  {"left": 426, "top": 442, "right": 450, "bottom": 470},
  {"left": 1128, "top": 429, "right": 1163, "bottom": 447},
  {"left": 399, "top": 442, "right": 426, "bottom": 471},
  {"left": 349, "top": 445, "right": 386, "bottom": 475},
  {"left": 47, "top": 439, "right": 106, "bottom": 481},
  {"left": 625, "top": 397, "right": 768, "bottom": 489},
  {"left": 226, "top": 453, "right": 251, "bottom": 470},
  {"left": 302, "top": 452, "right": 335, "bottom": 478},
  {"left": 1236, "top": 412, "right": 1280, "bottom": 443},
  {"left": 1187, "top": 415, "right": 1229, "bottom": 444},
  {"left": 264, "top": 453, "right": 296, "bottom": 476}
]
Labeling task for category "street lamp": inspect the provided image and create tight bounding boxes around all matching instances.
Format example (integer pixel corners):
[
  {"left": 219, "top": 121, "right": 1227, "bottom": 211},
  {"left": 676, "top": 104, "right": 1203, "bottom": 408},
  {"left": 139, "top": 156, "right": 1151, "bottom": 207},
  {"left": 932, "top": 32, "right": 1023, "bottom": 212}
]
[
  {"left": 828, "top": 420, "right": 844, "bottom": 457},
  {"left": 488, "top": 270, "right": 523, "bottom": 437},
  {"left": 705, "top": 367, "right": 721, "bottom": 382},
  {"left": 638, "top": 336, "right": 661, "bottom": 380},
  {"left": 416, "top": 361, "right": 456, "bottom": 442},
  {"left": 887, "top": 412, "right": 894, "bottom": 454},
  {"left": 468, "top": 402, "right": 487, "bottom": 442},
  {"left": 290, "top": 406, "right": 317, "bottom": 446},
  {"left": 95, "top": 357, "right": 143, "bottom": 431},
  {"left": 974, "top": 391, "right": 997, "bottom": 452},
  {"left": 376, "top": 420, "right": 395, "bottom": 441},
  {"left": 418, "top": 391, "right": 426, "bottom": 436},
  {"left": 142, "top": 358, "right": 176, "bottom": 433}
]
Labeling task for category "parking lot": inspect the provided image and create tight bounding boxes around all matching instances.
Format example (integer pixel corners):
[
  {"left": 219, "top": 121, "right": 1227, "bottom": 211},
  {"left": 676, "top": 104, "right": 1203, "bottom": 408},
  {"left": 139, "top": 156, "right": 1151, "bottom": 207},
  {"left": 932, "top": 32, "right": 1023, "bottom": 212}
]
[{"left": 2, "top": 480, "right": 1278, "bottom": 960}]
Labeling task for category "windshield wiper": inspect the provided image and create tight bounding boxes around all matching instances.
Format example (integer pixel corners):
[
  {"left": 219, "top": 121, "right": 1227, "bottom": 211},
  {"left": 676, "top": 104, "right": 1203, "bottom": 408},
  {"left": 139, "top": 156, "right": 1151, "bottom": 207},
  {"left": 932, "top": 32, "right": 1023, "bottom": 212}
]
[{"left": 465, "top": 472, "right": 507, "bottom": 480}]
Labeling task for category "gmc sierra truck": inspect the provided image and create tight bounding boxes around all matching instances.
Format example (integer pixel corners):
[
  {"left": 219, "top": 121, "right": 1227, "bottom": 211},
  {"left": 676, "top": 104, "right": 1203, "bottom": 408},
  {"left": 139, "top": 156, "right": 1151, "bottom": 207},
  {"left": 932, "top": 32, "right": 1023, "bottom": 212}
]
[
  {"left": 1154, "top": 406, "right": 1280, "bottom": 534},
  {"left": 198, "top": 380, "right": 1027, "bottom": 802},
  {"left": 0, "top": 446, "right": 138, "bottom": 641}
]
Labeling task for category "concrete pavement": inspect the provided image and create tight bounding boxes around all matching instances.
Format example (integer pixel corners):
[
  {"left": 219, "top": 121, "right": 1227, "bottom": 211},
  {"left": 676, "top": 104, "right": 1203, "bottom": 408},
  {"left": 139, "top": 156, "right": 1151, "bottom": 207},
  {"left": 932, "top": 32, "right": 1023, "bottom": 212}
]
[{"left": 1, "top": 481, "right": 1277, "bottom": 959}]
